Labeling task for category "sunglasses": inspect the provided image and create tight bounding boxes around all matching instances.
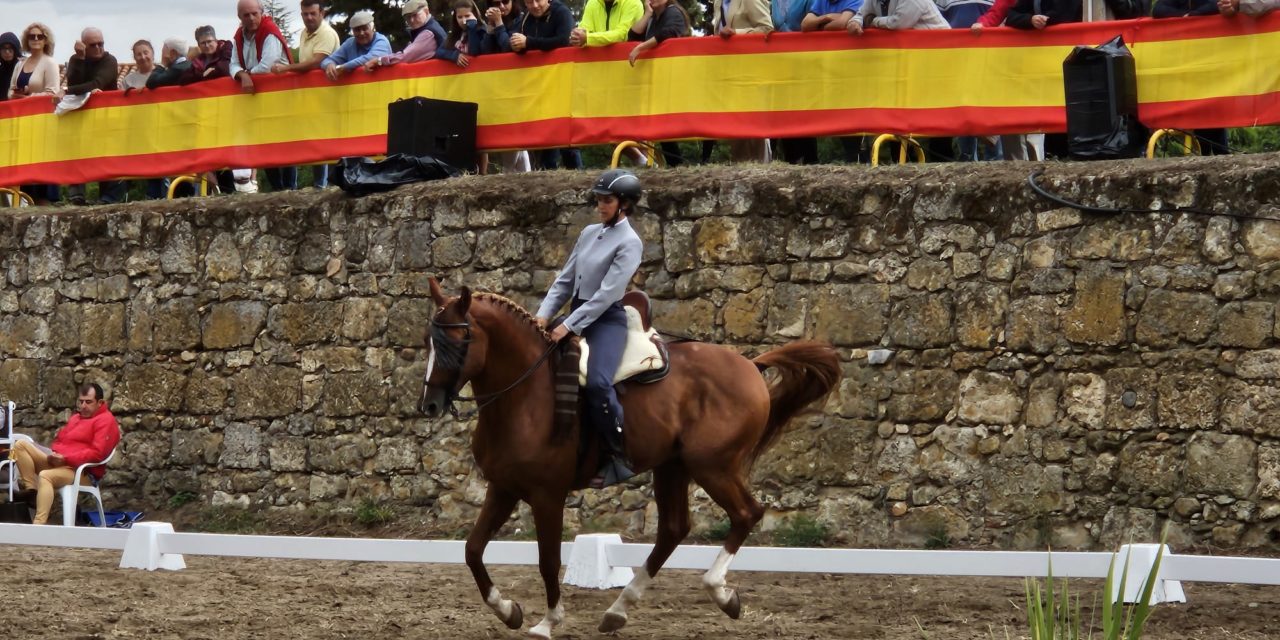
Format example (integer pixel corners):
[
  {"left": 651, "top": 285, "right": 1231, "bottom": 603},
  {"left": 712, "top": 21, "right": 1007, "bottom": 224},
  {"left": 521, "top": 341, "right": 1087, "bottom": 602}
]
[
  {"left": 28, "top": 33, "right": 46, "bottom": 41},
  {"left": 495, "top": 0, "right": 512, "bottom": 5}
]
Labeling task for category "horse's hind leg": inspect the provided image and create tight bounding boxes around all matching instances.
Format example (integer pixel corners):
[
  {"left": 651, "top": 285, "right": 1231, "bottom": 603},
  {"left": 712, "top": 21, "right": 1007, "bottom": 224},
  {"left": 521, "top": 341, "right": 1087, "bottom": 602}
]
[
  {"left": 527, "top": 493, "right": 567, "bottom": 639},
  {"left": 690, "top": 469, "right": 764, "bottom": 620},
  {"left": 600, "top": 461, "right": 691, "bottom": 633},
  {"left": 467, "top": 488, "right": 524, "bottom": 630}
]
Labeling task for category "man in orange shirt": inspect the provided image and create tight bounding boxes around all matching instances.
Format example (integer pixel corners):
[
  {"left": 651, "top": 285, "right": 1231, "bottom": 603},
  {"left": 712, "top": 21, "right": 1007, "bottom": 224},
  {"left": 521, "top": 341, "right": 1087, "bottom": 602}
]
[{"left": 11, "top": 383, "right": 121, "bottom": 525}]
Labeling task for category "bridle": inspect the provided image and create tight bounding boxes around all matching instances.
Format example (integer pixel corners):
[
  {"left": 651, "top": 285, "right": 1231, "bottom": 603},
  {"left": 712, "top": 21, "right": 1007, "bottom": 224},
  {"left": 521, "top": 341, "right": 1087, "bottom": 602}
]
[{"left": 423, "top": 314, "right": 561, "bottom": 419}]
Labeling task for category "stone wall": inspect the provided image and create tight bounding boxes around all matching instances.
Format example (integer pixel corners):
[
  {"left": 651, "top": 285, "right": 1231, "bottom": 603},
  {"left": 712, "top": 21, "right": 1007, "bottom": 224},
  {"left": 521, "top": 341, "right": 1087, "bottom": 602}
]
[{"left": 3, "top": 156, "right": 1280, "bottom": 549}]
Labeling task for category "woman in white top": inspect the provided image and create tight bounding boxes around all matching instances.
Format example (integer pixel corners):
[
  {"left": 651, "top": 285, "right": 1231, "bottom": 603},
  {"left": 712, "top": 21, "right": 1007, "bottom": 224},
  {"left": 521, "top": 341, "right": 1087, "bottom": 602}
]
[{"left": 9, "top": 23, "right": 59, "bottom": 98}]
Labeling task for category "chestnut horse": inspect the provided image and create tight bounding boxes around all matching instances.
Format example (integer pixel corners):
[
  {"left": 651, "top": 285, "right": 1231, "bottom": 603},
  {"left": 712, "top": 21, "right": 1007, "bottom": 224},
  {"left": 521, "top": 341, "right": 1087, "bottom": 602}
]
[{"left": 420, "top": 278, "right": 841, "bottom": 639}]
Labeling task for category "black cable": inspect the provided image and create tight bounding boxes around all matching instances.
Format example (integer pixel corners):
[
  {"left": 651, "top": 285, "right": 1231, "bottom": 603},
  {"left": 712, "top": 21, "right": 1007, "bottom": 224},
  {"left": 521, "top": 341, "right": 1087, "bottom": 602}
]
[{"left": 1026, "top": 169, "right": 1280, "bottom": 223}]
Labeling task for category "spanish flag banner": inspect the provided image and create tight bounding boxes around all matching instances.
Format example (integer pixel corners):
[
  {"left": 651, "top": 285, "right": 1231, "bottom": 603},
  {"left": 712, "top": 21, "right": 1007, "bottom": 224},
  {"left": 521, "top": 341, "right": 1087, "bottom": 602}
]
[{"left": 2, "top": 14, "right": 1278, "bottom": 186}]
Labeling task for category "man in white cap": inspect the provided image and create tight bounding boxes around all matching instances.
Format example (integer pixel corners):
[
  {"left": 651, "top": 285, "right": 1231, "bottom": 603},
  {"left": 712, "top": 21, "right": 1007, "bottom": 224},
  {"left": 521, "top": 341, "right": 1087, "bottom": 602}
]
[
  {"left": 322, "top": 10, "right": 392, "bottom": 81},
  {"left": 364, "top": 0, "right": 470, "bottom": 70}
]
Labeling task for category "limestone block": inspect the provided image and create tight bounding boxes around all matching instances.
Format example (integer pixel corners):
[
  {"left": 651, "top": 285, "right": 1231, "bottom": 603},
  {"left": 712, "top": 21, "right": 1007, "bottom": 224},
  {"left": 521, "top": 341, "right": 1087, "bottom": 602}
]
[
  {"left": 1006, "top": 296, "right": 1060, "bottom": 354},
  {"left": 294, "top": 232, "right": 331, "bottom": 274},
  {"left": 81, "top": 303, "right": 126, "bottom": 354},
  {"left": 723, "top": 288, "right": 768, "bottom": 342},
  {"left": 159, "top": 221, "right": 197, "bottom": 274},
  {"left": 391, "top": 361, "right": 428, "bottom": 417},
  {"left": 204, "top": 232, "right": 243, "bottom": 282},
  {"left": 905, "top": 258, "right": 950, "bottom": 291},
  {"left": 1063, "top": 373, "right": 1106, "bottom": 429},
  {"left": 1099, "top": 506, "right": 1157, "bottom": 548},
  {"left": 653, "top": 297, "right": 716, "bottom": 340},
  {"left": 662, "top": 220, "right": 696, "bottom": 272},
  {"left": 243, "top": 235, "right": 291, "bottom": 279},
  {"left": 1235, "top": 349, "right": 1280, "bottom": 379},
  {"left": 386, "top": 299, "right": 432, "bottom": 348},
  {"left": 1025, "top": 374, "right": 1061, "bottom": 428},
  {"left": 431, "top": 232, "right": 473, "bottom": 268},
  {"left": 1258, "top": 445, "right": 1280, "bottom": 500},
  {"left": 1064, "top": 265, "right": 1126, "bottom": 346},
  {"left": 876, "top": 435, "right": 919, "bottom": 478},
  {"left": 1185, "top": 432, "right": 1256, "bottom": 498},
  {"left": 957, "top": 371, "right": 1022, "bottom": 425},
  {"left": 813, "top": 284, "right": 889, "bottom": 346},
  {"left": 475, "top": 229, "right": 525, "bottom": 268},
  {"left": 985, "top": 243, "right": 1018, "bottom": 281},
  {"left": 49, "top": 304, "right": 81, "bottom": 355},
  {"left": 1156, "top": 372, "right": 1221, "bottom": 430},
  {"left": 885, "top": 369, "right": 957, "bottom": 422},
  {"left": 919, "top": 426, "right": 983, "bottom": 485},
  {"left": 114, "top": 364, "right": 188, "bottom": 412},
  {"left": 1217, "top": 301, "right": 1272, "bottom": 348},
  {"left": 309, "top": 474, "right": 350, "bottom": 500},
  {"left": 170, "top": 428, "right": 222, "bottom": 465},
  {"left": 374, "top": 437, "right": 421, "bottom": 473},
  {"left": 183, "top": 369, "right": 229, "bottom": 415},
  {"left": 1221, "top": 380, "right": 1280, "bottom": 437},
  {"left": 201, "top": 301, "right": 267, "bottom": 350},
  {"left": 153, "top": 298, "right": 201, "bottom": 352},
  {"left": 1213, "top": 272, "right": 1256, "bottom": 301},
  {"left": 229, "top": 366, "right": 302, "bottom": 418},
  {"left": 269, "top": 436, "right": 309, "bottom": 472},
  {"left": 27, "top": 245, "right": 65, "bottom": 281},
  {"left": 954, "top": 282, "right": 1007, "bottom": 349},
  {"left": 1155, "top": 215, "right": 1204, "bottom": 265},
  {"left": 0, "top": 359, "right": 40, "bottom": 406},
  {"left": 19, "top": 287, "right": 55, "bottom": 314},
  {"left": 268, "top": 302, "right": 339, "bottom": 345},
  {"left": 1201, "top": 216, "right": 1235, "bottom": 264},
  {"left": 985, "top": 461, "right": 1065, "bottom": 513},
  {"left": 1136, "top": 290, "right": 1217, "bottom": 348},
  {"left": 219, "top": 422, "right": 263, "bottom": 470},
  {"left": 888, "top": 294, "right": 952, "bottom": 348},
  {"left": 1116, "top": 441, "right": 1184, "bottom": 495},
  {"left": 322, "top": 371, "right": 389, "bottom": 417},
  {"left": 1104, "top": 368, "right": 1156, "bottom": 431},
  {"left": 1242, "top": 219, "right": 1280, "bottom": 260},
  {"left": 309, "top": 434, "right": 376, "bottom": 473},
  {"left": 695, "top": 216, "right": 772, "bottom": 264},
  {"left": 340, "top": 298, "right": 389, "bottom": 341}
]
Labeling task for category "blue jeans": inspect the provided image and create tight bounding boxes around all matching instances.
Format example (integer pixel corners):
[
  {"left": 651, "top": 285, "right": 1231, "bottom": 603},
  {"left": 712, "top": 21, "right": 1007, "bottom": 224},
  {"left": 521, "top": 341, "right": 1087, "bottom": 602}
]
[{"left": 573, "top": 301, "right": 628, "bottom": 445}]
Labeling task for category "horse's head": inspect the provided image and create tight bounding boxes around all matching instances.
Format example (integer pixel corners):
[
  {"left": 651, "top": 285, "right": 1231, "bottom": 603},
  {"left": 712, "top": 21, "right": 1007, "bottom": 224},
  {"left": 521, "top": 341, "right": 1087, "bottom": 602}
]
[{"left": 420, "top": 277, "right": 487, "bottom": 419}]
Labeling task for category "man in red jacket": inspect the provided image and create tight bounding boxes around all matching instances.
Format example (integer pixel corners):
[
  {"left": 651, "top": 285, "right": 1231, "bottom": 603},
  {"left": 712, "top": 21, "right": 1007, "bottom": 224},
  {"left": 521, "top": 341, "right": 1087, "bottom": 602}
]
[{"left": 12, "top": 383, "right": 121, "bottom": 525}]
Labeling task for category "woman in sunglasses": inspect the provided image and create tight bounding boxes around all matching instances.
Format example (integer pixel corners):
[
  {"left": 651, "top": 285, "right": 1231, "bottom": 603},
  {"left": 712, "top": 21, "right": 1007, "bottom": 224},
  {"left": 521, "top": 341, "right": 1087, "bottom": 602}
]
[{"left": 9, "top": 23, "right": 59, "bottom": 99}]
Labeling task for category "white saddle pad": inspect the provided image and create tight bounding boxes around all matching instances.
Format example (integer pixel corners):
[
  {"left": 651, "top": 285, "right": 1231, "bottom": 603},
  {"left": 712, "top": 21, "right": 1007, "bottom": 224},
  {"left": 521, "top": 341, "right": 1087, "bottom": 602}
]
[{"left": 579, "top": 306, "right": 666, "bottom": 386}]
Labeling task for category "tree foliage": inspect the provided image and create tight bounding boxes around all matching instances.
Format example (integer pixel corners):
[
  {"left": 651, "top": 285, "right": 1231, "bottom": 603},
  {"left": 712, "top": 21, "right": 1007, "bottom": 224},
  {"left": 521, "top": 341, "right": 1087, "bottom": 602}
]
[{"left": 263, "top": 0, "right": 297, "bottom": 46}]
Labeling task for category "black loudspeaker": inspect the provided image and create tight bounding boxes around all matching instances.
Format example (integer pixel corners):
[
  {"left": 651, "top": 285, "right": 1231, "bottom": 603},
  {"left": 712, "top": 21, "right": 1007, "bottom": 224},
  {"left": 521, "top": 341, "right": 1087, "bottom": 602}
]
[
  {"left": 387, "top": 97, "right": 478, "bottom": 172},
  {"left": 1063, "top": 36, "right": 1142, "bottom": 160}
]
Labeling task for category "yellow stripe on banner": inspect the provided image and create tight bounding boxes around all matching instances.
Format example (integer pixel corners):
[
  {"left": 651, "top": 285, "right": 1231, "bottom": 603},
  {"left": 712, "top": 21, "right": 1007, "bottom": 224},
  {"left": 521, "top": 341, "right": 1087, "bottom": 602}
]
[
  {"left": 1134, "top": 31, "right": 1280, "bottom": 104},
  {"left": 18, "top": 65, "right": 575, "bottom": 165}
]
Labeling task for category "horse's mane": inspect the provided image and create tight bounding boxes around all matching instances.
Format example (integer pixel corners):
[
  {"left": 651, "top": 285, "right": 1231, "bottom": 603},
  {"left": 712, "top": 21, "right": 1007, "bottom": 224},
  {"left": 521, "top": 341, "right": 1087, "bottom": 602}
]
[{"left": 472, "top": 292, "right": 553, "bottom": 345}]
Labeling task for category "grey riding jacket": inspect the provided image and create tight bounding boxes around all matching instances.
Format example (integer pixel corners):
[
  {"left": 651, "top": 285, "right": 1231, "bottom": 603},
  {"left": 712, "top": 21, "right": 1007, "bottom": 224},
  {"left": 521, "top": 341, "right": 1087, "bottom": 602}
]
[{"left": 536, "top": 217, "right": 643, "bottom": 335}]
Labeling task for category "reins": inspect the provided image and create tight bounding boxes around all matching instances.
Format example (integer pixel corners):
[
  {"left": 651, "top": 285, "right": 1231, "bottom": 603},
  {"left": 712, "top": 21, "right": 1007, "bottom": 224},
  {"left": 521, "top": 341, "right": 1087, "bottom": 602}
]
[{"left": 430, "top": 317, "right": 561, "bottom": 420}]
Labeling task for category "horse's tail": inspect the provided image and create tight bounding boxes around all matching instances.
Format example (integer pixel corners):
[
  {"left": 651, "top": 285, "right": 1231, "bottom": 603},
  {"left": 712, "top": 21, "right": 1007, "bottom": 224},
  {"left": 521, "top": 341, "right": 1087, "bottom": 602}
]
[{"left": 750, "top": 341, "right": 842, "bottom": 462}]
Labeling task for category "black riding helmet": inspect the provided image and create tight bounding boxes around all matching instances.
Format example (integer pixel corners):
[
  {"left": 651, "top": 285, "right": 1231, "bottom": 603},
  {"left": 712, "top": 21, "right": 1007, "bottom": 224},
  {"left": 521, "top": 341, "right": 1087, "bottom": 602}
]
[{"left": 591, "top": 169, "right": 643, "bottom": 206}]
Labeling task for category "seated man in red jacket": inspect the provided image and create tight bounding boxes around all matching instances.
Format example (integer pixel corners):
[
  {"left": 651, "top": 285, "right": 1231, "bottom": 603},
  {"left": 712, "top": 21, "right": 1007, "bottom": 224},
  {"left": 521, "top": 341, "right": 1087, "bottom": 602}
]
[{"left": 12, "top": 383, "right": 121, "bottom": 525}]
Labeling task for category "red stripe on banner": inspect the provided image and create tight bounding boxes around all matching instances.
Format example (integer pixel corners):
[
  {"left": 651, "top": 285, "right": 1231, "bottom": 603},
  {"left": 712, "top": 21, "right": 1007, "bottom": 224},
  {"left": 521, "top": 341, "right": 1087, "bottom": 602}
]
[{"left": 1141, "top": 91, "right": 1280, "bottom": 130}]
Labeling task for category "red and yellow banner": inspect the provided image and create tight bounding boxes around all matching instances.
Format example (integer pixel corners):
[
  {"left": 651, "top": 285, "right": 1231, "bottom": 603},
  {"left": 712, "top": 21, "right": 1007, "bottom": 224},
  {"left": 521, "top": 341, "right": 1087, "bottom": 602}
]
[{"left": 2, "top": 14, "right": 1279, "bottom": 185}]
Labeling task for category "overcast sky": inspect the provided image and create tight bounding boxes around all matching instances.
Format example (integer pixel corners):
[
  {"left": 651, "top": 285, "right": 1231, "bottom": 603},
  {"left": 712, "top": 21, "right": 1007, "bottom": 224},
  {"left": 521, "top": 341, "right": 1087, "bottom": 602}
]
[{"left": 4, "top": 1, "right": 304, "bottom": 61}]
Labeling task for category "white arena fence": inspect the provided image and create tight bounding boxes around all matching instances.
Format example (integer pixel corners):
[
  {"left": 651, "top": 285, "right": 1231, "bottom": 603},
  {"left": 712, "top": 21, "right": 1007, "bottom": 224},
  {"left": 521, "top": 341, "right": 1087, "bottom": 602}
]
[{"left": 4, "top": 521, "right": 1280, "bottom": 605}]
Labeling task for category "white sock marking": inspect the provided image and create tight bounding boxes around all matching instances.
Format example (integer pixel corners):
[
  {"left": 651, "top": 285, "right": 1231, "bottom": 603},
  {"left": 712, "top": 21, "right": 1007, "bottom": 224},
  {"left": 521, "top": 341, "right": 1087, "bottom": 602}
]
[
  {"left": 484, "top": 586, "right": 514, "bottom": 621},
  {"left": 528, "top": 601, "right": 564, "bottom": 639},
  {"left": 606, "top": 569, "right": 652, "bottom": 617},
  {"left": 702, "top": 549, "right": 736, "bottom": 608}
]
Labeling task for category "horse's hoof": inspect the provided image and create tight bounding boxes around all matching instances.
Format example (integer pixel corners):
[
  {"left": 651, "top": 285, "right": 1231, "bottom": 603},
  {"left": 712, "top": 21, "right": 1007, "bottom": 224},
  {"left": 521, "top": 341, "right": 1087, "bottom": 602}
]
[
  {"left": 526, "top": 628, "right": 550, "bottom": 640},
  {"left": 719, "top": 589, "right": 741, "bottom": 620},
  {"left": 599, "top": 611, "right": 628, "bottom": 633},
  {"left": 505, "top": 601, "right": 524, "bottom": 630}
]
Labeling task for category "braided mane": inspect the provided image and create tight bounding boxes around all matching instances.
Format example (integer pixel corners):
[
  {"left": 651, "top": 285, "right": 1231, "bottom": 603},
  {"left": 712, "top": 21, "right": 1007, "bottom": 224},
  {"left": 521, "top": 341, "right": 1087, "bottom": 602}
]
[{"left": 473, "top": 292, "right": 553, "bottom": 345}]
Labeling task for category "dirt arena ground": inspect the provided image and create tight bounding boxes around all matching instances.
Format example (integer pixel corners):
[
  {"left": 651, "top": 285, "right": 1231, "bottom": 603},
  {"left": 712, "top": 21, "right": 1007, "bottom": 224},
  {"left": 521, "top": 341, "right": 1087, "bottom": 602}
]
[{"left": 4, "top": 547, "right": 1278, "bottom": 639}]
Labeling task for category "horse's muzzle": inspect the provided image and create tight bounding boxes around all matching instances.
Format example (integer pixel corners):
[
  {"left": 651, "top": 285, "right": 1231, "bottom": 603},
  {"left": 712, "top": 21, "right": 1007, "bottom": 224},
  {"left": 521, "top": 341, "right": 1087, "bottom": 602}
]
[{"left": 420, "top": 386, "right": 449, "bottom": 419}]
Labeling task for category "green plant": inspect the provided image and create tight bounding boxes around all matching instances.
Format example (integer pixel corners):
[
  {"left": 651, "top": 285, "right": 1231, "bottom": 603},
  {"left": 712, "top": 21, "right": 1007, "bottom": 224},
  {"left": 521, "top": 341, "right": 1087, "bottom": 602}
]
[
  {"left": 354, "top": 499, "right": 396, "bottom": 527},
  {"left": 1022, "top": 525, "right": 1169, "bottom": 640},
  {"left": 706, "top": 518, "right": 732, "bottom": 542},
  {"left": 924, "top": 521, "right": 951, "bottom": 550},
  {"left": 771, "top": 514, "right": 831, "bottom": 547},
  {"left": 167, "top": 491, "right": 199, "bottom": 509},
  {"left": 196, "top": 506, "right": 264, "bottom": 534}
]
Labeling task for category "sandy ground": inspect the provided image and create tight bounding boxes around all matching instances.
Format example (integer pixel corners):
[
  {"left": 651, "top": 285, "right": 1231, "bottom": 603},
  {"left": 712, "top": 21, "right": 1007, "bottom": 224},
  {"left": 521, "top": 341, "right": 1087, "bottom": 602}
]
[{"left": 3, "top": 547, "right": 1278, "bottom": 640}]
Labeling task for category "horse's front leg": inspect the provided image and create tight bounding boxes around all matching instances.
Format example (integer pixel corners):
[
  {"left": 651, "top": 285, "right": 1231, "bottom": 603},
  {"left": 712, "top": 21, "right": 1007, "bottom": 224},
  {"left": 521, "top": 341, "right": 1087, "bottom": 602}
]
[
  {"left": 526, "top": 493, "right": 567, "bottom": 639},
  {"left": 466, "top": 487, "right": 524, "bottom": 630}
]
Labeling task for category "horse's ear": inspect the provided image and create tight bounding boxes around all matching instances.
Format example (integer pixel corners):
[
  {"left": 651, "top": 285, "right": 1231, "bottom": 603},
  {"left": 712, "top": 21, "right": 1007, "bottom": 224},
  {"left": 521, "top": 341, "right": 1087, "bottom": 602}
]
[
  {"left": 458, "top": 286, "right": 472, "bottom": 314},
  {"left": 428, "top": 277, "right": 446, "bottom": 306}
]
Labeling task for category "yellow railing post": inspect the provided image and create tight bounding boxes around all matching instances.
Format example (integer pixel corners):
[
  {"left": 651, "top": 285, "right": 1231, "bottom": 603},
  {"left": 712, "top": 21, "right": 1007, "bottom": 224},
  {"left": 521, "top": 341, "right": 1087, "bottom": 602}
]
[
  {"left": 610, "top": 141, "right": 642, "bottom": 168},
  {"left": 0, "top": 188, "right": 34, "bottom": 207},
  {"left": 167, "top": 175, "right": 210, "bottom": 199},
  {"left": 1147, "top": 129, "right": 1202, "bottom": 159},
  {"left": 872, "top": 134, "right": 927, "bottom": 167}
]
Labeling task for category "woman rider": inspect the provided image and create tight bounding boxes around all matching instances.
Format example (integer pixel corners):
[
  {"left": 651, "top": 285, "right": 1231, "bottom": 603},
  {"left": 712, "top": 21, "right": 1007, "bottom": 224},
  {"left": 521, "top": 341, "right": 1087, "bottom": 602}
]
[{"left": 535, "top": 169, "right": 644, "bottom": 488}]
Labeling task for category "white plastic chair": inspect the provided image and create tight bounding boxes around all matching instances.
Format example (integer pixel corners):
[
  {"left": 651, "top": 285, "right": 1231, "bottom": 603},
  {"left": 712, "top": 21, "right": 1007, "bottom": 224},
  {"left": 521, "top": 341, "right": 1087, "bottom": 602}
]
[
  {"left": 59, "top": 448, "right": 116, "bottom": 527},
  {"left": 0, "top": 401, "right": 16, "bottom": 502}
]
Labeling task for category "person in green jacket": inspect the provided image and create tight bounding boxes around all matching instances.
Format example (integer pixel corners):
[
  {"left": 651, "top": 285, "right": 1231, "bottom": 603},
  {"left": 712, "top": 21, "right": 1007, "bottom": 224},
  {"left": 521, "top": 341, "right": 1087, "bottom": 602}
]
[{"left": 570, "top": 0, "right": 645, "bottom": 46}]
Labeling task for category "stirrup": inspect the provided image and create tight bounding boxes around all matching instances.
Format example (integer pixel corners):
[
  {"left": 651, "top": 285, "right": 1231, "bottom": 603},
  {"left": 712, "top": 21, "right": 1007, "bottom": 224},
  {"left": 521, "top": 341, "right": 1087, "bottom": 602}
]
[{"left": 589, "top": 457, "right": 636, "bottom": 489}]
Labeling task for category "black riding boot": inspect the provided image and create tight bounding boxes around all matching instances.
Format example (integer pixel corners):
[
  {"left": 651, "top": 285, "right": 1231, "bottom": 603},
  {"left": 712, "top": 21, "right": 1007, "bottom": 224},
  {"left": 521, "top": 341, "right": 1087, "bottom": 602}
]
[{"left": 592, "top": 417, "right": 635, "bottom": 488}]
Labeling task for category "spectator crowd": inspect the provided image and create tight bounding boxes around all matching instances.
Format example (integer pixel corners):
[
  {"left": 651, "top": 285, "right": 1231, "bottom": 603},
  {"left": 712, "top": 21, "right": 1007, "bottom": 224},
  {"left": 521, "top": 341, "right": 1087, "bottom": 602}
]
[{"left": 1, "top": 0, "right": 1277, "bottom": 204}]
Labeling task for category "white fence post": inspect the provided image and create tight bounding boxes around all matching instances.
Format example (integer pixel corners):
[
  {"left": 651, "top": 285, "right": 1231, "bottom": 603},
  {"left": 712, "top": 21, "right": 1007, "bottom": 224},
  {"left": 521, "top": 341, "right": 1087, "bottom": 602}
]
[
  {"left": 119, "top": 522, "right": 186, "bottom": 571},
  {"left": 563, "top": 533, "right": 632, "bottom": 589},
  {"left": 1110, "top": 544, "right": 1184, "bottom": 605}
]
